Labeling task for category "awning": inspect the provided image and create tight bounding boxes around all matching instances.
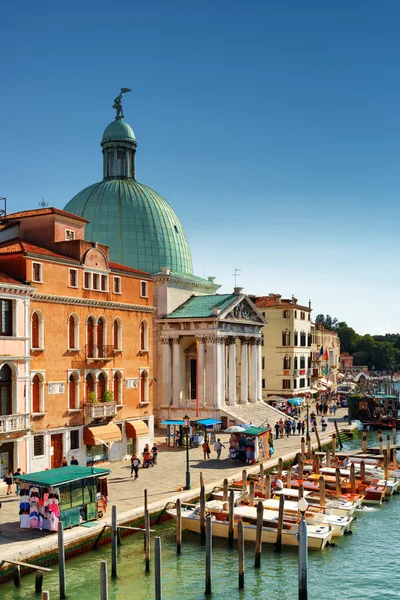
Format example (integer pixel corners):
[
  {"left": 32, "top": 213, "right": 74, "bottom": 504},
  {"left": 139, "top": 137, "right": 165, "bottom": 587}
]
[
  {"left": 84, "top": 423, "right": 122, "bottom": 446},
  {"left": 160, "top": 420, "right": 185, "bottom": 426},
  {"left": 18, "top": 466, "right": 110, "bottom": 487},
  {"left": 195, "top": 418, "right": 222, "bottom": 427},
  {"left": 126, "top": 419, "right": 149, "bottom": 438}
]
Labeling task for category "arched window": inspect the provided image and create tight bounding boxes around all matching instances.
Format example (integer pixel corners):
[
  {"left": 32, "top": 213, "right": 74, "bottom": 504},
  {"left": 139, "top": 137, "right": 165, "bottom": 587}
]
[
  {"left": 113, "top": 318, "right": 122, "bottom": 351},
  {"left": 294, "top": 356, "right": 298, "bottom": 370},
  {"left": 87, "top": 316, "right": 95, "bottom": 358},
  {"left": 98, "top": 372, "right": 106, "bottom": 401},
  {"left": 97, "top": 317, "right": 105, "bottom": 358},
  {"left": 0, "top": 364, "right": 12, "bottom": 415},
  {"left": 283, "top": 356, "right": 291, "bottom": 370},
  {"left": 32, "top": 373, "right": 44, "bottom": 413},
  {"left": 140, "top": 320, "right": 148, "bottom": 352},
  {"left": 282, "top": 330, "right": 290, "bottom": 346},
  {"left": 68, "top": 314, "right": 79, "bottom": 350},
  {"left": 69, "top": 372, "right": 79, "bottom": 409},
  {"left": 31, "top": 311, "right": 44, "bottom": 349},
  {"left": 113, "top": 371, "right": 122, "bottom": 405},
  {"left": 86, "top": 373, "right": 94, "bottom": 400},
  {"left": 300, "top": 356, "right": 305, "bottom": 369},
  {"left": 140, "top": 370, "right": 149, "bottom": 404}
]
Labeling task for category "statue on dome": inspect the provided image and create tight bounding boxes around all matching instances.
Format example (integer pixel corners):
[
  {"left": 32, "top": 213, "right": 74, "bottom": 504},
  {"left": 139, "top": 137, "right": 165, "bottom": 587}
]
[{"left": 113, "top": 88, "right": 132, "bottom": 119}]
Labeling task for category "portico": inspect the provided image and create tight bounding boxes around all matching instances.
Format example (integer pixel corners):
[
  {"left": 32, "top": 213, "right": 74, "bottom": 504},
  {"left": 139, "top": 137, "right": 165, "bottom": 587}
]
[{"left": 157, "top": 290, "right": 266, "bottom": 422}]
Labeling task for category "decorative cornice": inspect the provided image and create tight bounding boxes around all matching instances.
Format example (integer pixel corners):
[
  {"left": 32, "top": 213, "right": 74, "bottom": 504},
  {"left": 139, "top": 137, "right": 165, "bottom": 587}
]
[
  {"left": 32, "top": 293, "right": 156, "bottom": 313},
  {"left": 0, "top": 284, "right": 35, "bottom": 297}
]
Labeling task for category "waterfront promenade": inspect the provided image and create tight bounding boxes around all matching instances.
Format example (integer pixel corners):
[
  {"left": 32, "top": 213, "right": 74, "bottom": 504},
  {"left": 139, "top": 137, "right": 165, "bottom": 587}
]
[{"left": 0, "top": 409, "right": 351, "bottom": 569}]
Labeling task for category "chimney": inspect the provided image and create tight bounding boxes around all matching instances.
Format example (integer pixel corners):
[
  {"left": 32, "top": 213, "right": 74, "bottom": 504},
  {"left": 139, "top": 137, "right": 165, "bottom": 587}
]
[
  {"left": 161, "top": 267, "right": 170, "bottom": 276},
  {"left": 208, "top": 276, "right": 216, "bottom": 283},
  {"left": 275, "top": 294, "right": 281, "bottom": 306},
  {"left": 309, "top": 299, "right": 312, "bottom": 309},
  {"left": 234, "top": 287, "right": 243, "bottom": 295},
  {"left": 212, "top": 306, "right": 221, "bottom": 316}
]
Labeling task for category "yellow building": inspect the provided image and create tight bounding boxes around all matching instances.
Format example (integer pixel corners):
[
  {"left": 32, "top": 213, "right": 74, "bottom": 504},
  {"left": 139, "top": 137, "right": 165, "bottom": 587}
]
[
  {"left": 254, "top": 294, "right": 312, "bottom": 398},
  {"left": 311, "top": 323, "right": 340, "bottom": 390}
]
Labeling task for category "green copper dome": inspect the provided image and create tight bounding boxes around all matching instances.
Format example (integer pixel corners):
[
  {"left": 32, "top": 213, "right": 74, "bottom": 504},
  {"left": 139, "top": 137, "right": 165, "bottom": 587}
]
[{"left": 64, "top": 115, "right": 193, "bottom": 275}]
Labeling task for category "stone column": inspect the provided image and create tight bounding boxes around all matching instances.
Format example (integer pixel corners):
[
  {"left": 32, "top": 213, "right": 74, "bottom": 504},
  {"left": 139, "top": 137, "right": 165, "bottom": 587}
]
[
  {"left": 228, "top": 338, "right": 237, "bottom": 406},
  {"left": 196, "top": 336, "right": 205, "bottom": 407},
  {"left": 206, "top": 337, "right": 215, "bottom": 408},
  {"left": 249, "top": 339, "right": 258, "bottom": 403},
  {"left": 172, "top": 337, "right": 181, "bottom": 407},
  {"left": 161, "top": 337, "right": 172, "bottom": 406},
  {"left": 240, "top": 338, "right": 248, "bottom": 404},
  {"left": 219, "top": 338, "right": 226, "bottom": 405},
  {"left": 256, "top": 338, "right": 263, "bottom": 401}
]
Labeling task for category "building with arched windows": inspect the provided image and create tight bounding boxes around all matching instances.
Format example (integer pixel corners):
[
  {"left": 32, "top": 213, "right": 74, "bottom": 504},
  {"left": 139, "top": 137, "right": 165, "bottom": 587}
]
[{"left": 0, "top": 208, "right": 154, "bottom": 469}]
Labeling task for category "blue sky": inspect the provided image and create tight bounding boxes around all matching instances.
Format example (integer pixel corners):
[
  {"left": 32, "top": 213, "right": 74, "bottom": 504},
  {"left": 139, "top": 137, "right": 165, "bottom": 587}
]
[{"left": 1, "top": 1, "right": 400, "bottom": 334}]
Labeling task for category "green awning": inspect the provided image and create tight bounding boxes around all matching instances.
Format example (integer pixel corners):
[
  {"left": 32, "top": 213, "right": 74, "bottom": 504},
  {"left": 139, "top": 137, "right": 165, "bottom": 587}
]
[
  {"left": 17, "top": 466, "right": 110, "bottom": 487},
  {"left": 239, "top": 427, "right": 269, "bottom": 436}
]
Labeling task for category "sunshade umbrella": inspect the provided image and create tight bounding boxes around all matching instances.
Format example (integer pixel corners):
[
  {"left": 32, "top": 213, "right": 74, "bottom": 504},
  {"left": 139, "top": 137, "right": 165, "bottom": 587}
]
[
  {"left": 225, "top": 425, "right": 246, "bottom": 433},
  {"left": 288, "top": 398, "right": 304, "bottom": 406}
]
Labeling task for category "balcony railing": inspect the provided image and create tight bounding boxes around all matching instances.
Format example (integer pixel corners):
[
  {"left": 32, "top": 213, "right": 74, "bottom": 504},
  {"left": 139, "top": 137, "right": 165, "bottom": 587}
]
[
  {"left": 86, "top": 344, "right": 114, "bottom": 362},
  {"left": 84, "top": 402, "right": 117, "bottom": 419},
  {"left": 0, "top": 413, "right": 30, "bottom": 434}
]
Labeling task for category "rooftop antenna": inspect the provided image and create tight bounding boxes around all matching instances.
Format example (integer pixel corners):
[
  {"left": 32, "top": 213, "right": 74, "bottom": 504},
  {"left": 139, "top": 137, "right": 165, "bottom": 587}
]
[
  {"left": 0, "top": 197, "right": 6, "bottom": 220},
  {"left": 233, "top": 268, "right": 241, "bottom": 287},
  {"left": 38, "top": 198, "right": 49, "bottom": 208}
]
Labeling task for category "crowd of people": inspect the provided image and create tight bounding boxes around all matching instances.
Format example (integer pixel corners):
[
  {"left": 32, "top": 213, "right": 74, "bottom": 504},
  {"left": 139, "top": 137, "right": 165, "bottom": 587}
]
[{"left": 130, "top": 443, "right": 158, "bottom": 479}]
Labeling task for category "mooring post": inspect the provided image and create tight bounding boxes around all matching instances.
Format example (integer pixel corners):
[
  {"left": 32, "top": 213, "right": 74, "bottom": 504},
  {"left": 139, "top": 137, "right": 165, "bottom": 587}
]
[
  {"left": 35, "top": 571, "right": 44, "bottom": 594},
  {"left": 144, "top": 489, "right": 148, "bottom": 550},
  {"left": 325, "top": 447, "right": 330, "bottom": 468},
  {"left": 392, "top": 427, "right": 397, "bottom": 446},
  {"left": 393, "top": 448, "right": 398, "bottom": 469},
  {"left": 255, "top": 500, "right": 263, "bottom": 568},
  {"left": 299, "top": 459, "right": 304, "bottom": 481},
  {"left": 176, "top": 498, "right": 182, "bottom": 555},
  {"left": 306, "top": 434, "right": 311, "bottom": 458},
  {"left": 249, "top": 480, "right": 255, "bottom": 506},
  {"left": 200, "top": 484, "right": 206, "bottom": 544},
  {"left": 228, "top": 489, "right": 234, "bottom": 547},
  {"left": 200, "top": 472, "right": 204, "bottom": 488},
  {"left": 242, "top": 469, "right": 248, "bottom": 497},
  {"left": 111, "top": 505, "right": 118, "bottom": 579},
  {"left": 314, "top": 426, "right": 322, "bottom": 452},
  {"left": 350, "top": 462, "right": 356, "bottom": 494},
  {"left": 331, "top": 434, "right": 336, "bottom": 459},
  {"left": 222, "top": 478, "right": 229, "bottom": 510},
  {"left": 386, "top": 435, "right": 391, "bottom": 461},
  {"left": 335, "top": 468, "right": 341, "bottom": 498},
  {"left": 383, "top": 450, "right": 389, "bottom": 481},
  {"left": 100, "top": 560, "right": 108, "bottom": 600},
  {"left": 298, "top": 508, "right": 308, "bottom": 600},
  {"left": 300, "top": 437, "right": 305, "bottom": 461},
  {"left": 13, "top": 565, "right": 21, "bottom": 587},
  {"left": 238, "top": 519, "right": 245, "bottom": 589},
  {"left": 286, "top": 465, "right": 292, "bottom": 489},
  {"left": 265, "top": 474, "right": 271, "bottom": 500},
  {"left": 155, "top": 537, "right": 162, "bottom": 600},
  {"left": 362, "top": 429, "right": 367, "bottom": 453},
  {"left": 334, "top": 420, "right": 343, "bottom": 449},
  {"left": 379, "top": 434, "right": 383, "bottom": 455},
  {"left": 298, "top": 483, "right": 304, "bottom": 500},
  {"left": 360, "top": 460, "right": 366, "bottom": 482},
  {"left": 277, "top": 458, "right": 283, "bottom": 479},
  {"left": 259, "top": 463, "right": 264, "bottom": 491},
  {"left": 318, "top": 475, "right": 325, "bottom": 506},
  {"left": 276, "top": 493, "right": 285, "bottom": 550},
  {"left": 145, "top": 508, "right": 151, "bottom": 572},
  {"left": 205, "top": 515, "right": 212, "bottom": 596},
  {"left": 42, "top": 592, "right": 50, "bottom": 600},
  {"left": 58, "top": 521, "right": 66, "bottom": 600}
]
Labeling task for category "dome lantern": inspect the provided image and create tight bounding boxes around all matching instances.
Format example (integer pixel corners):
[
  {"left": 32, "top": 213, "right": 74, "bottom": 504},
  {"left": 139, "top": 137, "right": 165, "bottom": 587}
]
[{"left": 101, "top": 118, "right": 137, "bottom": 180}]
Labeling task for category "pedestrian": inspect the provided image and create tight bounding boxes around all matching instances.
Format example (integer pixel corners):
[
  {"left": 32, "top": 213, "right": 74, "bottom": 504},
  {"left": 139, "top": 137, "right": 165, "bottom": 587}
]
[
  {"left": 279, "top": 419, "right": 284, "bottom": 438},
  {"left": 151, "top": 443, "right": 158, "bottom": 465},
  {"left": 70, "top": 455, "right": 79, "bottom": 465},
  {"left": 285, "top": 420, "right": 291, "bottom": 439},
  {"left": 175, "top": 431, "right": 181, "bottom": 447},
  {"left": 316, "top": 402, "right": 320, "bottom": 415},
  {"left": 4, "top": 469, "right": 13, "bottom": 495},
  {"left": 202, "top": 439, "right": 211, "bottom": 459},
  {"left": 130, "top": 453, "right": 141, "bottom": 478},
  {"left": 274, "top": 421, "right": 280, "bottom": 439},
  {"left": 13, "top": 468, "right": 22, "bottom": 496},
  {"left": 332, "top": 404, "right": 337, "bottom": 416},
  {"left": 296, "top": 420, "right": 301, "bottom": 435},
  {"left": 214, "top": 438, "right": 225, "bottom": 459},
  {"left": 301, "top": 420, "right": 305, "bottom": 435},
  {"left": 61, "top": 455, "right": 68, "bottom": 467},
  {"left": 291, "top": 420, "right": 296, "bottom": 436},
  {"left": 321, "top": 417, "right": 327, "bottom": 432}
]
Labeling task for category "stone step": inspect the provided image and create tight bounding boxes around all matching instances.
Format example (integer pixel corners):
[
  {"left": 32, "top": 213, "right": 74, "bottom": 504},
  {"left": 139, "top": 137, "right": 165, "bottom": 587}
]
[{"left": 221, "top": 401, "right": 295, "bottom": 428}]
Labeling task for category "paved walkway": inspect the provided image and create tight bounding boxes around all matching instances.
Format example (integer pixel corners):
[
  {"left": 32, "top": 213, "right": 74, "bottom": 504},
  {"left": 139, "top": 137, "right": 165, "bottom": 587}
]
[{"left": 0, "top": 409, "right": 351, "bottom": 563}]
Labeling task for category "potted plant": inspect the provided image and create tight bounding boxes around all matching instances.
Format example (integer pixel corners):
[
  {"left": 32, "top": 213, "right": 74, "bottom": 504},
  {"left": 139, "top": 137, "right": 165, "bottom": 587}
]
[
  {"left": 88, "top": 391, "right": 98, "bottom": 404},
  {"left": 102, "top": 390, "right": 114, "bottom": 403}
]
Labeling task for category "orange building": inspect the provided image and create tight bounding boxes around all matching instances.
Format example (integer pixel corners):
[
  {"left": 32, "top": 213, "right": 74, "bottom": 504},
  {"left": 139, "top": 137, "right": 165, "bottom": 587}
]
[{"left": 0, "top": 207, "right": 154, "bottom": 470}]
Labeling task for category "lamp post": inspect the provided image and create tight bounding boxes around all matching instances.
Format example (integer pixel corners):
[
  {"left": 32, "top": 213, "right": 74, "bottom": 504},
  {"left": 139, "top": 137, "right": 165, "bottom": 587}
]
[
  {"left": 184, "top": 413, "right": 191, "bottom": 490},
  {"left": 305, "top": 398, "right": 311, "bottom": 439},
  {"left": 298, "top": 496, "right": 309, "bottom": 600}
]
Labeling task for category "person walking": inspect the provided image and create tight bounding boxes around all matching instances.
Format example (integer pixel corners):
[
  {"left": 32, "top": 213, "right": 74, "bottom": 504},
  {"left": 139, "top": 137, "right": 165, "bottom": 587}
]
[
  {"left": 202, "top": 439, "right": 211, "bottom": 459},
  {"left": 70, "top": 456, "right": 79, "bottom": 465},
  {"left": 301, "top": 420, "right": 305, "bottom": 435},
  {"left": 332, "top": 404, "right": 337, "bottom": 417},
  {"left": 13, "top": 468, "right": 22, "bottom": 496},
  {"left": 214, "top": 438, "right": 225, "bottom": 459},
  {"left": 151, "top": 443, "right": 158, "bottom": 465},
  {"left": 61, "top": 456, "right": 68, "bottom": 467},
  {"left": 274, "top": 422, "right": 280, "bottom": 439},
  {"left": 291, "top": 420, "right": 296, "bottom": 436},
  {"left": 131, "top": 454, "right": 141, "bottom": 478},
  {"left": 279, "top": 419, "right": 284, "bottom": 438},
  {"left": 296, "top": 420, "right": 302, "bottom": 435},
  {"left": 4, "top": 469, "right": 13, "bottom": 495}
]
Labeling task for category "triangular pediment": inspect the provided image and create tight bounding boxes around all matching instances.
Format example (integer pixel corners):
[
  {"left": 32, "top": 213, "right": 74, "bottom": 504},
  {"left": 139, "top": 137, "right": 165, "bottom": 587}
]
[{"left": 220, "top": 296, "right": 266, "bottom": 325}]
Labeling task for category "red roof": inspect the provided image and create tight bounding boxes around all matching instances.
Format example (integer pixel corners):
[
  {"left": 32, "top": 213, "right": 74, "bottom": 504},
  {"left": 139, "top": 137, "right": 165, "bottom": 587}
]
[
  {"left": 3, "top": 207, "right": 88, "bottom": 224},
  {"left": 0, "top": 238, "right": 79, "bottom": 262},
  {"left": 0, "top": 272, "right": 27, "bottom": 286},
  {"left": 255, "top": 295, "right": 311, "bottom": 311},
  {"left": 109, "top": 261, "right": 151, "bottom": 277}
]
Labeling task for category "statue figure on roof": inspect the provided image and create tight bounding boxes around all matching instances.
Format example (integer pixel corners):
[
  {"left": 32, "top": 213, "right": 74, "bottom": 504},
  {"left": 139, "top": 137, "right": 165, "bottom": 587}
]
[{"left": 113, "top": 87, "right": 132, "bottom": 119}]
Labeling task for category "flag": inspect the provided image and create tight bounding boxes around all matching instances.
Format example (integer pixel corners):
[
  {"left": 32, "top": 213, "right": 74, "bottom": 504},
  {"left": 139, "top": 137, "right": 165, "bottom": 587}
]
[
  {"left": 121, "top": 87, "right": 132, "bottom": 94},
  {"left": 323, "top": 364, "right": 329, "bottom": 377},
  {"left": 318, "top": 346, "right": 323, "bottom": 359},
  {"left": 322, "top": 348, "right": 329, "bottom": 361}
]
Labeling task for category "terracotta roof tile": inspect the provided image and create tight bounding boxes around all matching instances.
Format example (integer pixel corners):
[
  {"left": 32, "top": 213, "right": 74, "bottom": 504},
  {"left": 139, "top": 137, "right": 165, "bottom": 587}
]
[
  {"left": 109, "top": 261, "right": 151, "bottom": 277},
  {"left": 254, "top": 296, "right": 311, "bottom": 311},
  {"left": 3, "top": 207, "right": 88, "bottom": 223},
  {"left": 0, "top": 272, "right": 27, "bottom": 285},
  {"left": 0, "top": 238, "right": 79, "bottom": 262}
]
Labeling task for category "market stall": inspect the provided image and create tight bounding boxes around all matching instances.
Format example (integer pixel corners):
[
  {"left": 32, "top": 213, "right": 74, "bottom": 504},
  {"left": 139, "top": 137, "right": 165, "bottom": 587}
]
[
  {"left": 17, "top": 465, "right": 109, "bottom": 531},
  {"left": 194, "top": 418, "right": 222, "bottom": 446},
  {"left": 228, "top": 426, "right": 270, "bottom": 464},
  {"left": 160, "top": 419, "right": 185, "bottom": 447}
]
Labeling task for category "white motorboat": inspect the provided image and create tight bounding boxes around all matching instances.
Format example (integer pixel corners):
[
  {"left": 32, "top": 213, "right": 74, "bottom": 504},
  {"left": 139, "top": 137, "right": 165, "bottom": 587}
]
[{"left": 273, "top": 487, "right": 359, "bottom": 516}]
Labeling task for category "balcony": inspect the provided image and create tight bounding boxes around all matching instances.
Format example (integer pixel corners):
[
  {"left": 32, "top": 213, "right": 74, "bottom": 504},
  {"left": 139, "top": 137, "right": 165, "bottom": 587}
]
[
  {"left": 0, "top": 414, "right": 30, "bottom": 434},
  {"left": 293, "top": 369, "right": 299, "bottom": 377},
  {"left": 84, "top": 402, "right": 117, "bottom": 419},
  {"left": 86, "top": 344, "right": 114, "bottom": 362}
]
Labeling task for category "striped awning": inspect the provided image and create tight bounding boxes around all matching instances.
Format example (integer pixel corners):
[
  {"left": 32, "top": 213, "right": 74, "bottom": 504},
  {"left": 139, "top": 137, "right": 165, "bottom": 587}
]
[
  {"left": 84, "top": 423, "right": 122, "bottom": 446},
  {"left": 125, "top": 419, "right": 149, "bottom": 438}
]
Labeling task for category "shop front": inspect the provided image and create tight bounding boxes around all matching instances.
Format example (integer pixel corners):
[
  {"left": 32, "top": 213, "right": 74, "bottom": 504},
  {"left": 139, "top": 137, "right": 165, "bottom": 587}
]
[
  {"left": 84, "top": 423, "right": 122, "bottom": 465},
  {"left": 125, "top": 419, "right": 150, "bottom": 457},
  {"left": 228, "top": 426, "right": 270, "bottom": 464}
]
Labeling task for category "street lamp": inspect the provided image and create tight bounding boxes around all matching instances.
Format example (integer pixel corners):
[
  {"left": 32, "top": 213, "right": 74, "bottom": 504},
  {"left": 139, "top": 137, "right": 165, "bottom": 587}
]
[
  {"left": 304, "top": 397, "right": 311, "bottom": 439},
  {"left": 298, "top": 496, "right": 309, "bottom": 599},
  {"left": 184, "top": 413, "right": 191, "bottom": 490}
]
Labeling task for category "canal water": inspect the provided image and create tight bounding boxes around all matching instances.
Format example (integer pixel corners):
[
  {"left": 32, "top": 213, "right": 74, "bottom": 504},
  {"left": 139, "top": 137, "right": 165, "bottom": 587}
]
[{"left": 2, "top": 431, "right": 400, "bottom": 599}]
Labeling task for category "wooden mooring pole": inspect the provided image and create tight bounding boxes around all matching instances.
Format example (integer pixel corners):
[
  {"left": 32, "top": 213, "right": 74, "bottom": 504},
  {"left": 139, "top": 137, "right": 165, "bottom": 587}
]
[
  {"left": 259, "top": 463, "right": 264, "bottom": 491},
  {"left": 265, "top": 474, "right": 271, "bottom": 499},
  {"left": 386, "top": 435, "right": 391, "bottom": 461},
  {"left": 176, "top": 498, "right": 182, "bottom": 555},
  {"left": 255, "top": 500, "right": 263, "bottom": 568},
  {"left": 57, "top": 521, "right": 66, "bottom": 600},
  {"left": 222, "top": 478, "right": 229, "bottom": 510},
  {"left": 383, "top": 450, "right": 389, "bottom": 481},
  {"left": 275, "top": 494, "right": 285, "bottom": 550},
  {"left": 42, "top": 592, "right": 50, "bottom": 600},
  {"left": 350, "top": 462, "right": 356, "bottom": 494},
  {"left": 155, "top": 537, "right": 162, "bottom": 600},
  {"left": 144, "top": 489, "right": 148, "bottom": 550},
  {"left": 228, "top": 489, "right": 234, "bottom": 548},
  {"left": 334, "top": 420, "right": 343, "bottom": 449},
  {"left": 314, "top": 426, "right": 322, "bottom": 452},
  {"left": 145, "top": 508, "right": 151, "bottom": 573},
  {"left": 249, "top": 480, "right": 255, "bottom": 506},
  {"left": 111, "top": 505, "right": 118, "bottom": 579},
  {"left": 13, "top": 565, "right": 21, "bottom": 587},
  {"left": 325, "top": 448, "right": 330, "bottom": 468},
  {"left": 277, "top": 458, "right": 283, "bottom": 479},
  {"left": 200, "top": 484, "right": 206, "bottom": 544},
  {"left": 331, "top": 434, "right": 336, "bottom": 459},
  {"left": 205, "top": 515, "right": 212, "bottom": 596},
  {"left": 100, "top": 560, "right": 108, "bottom": 600},
  {"left": 362, "top": 429, "right": 367, "bottom": 453},
  {"left": 306, "top": 434, "right": 311, "bottom": 458},
  {"left": 319, "top": 475, "right": 325, "bottom": 506},
  {"left": 242, "top": 470, "right": 248, "bottom": 497},
  {"left": 299, "top": 458, "right": 304, "bottom": 481},
  {"left": 286, "top": 465, "right": 292, "bottom": 489},
  {"left": 379, "top": 434, "right": 383, "bottom": 455},
  {"left": 238, "top": 519, "right": 245, "bottom": 589},
  {"left": 335, "top": 468, "right": 341, "bottom": 498},
  {"left": 393, "top": 427, "right": 397, "bottom": 445},
  {"left": 298, "top": 483, "right": 304, "bottom": 500},
  {"left": 300, "top": 437, "right": 305, "bottom": 461},
  {"left": 35, "top": 571, "right": 44, "bottom": 594},
  {"left": 360, "top": 460, "right": 366, "bottom": 482}
]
